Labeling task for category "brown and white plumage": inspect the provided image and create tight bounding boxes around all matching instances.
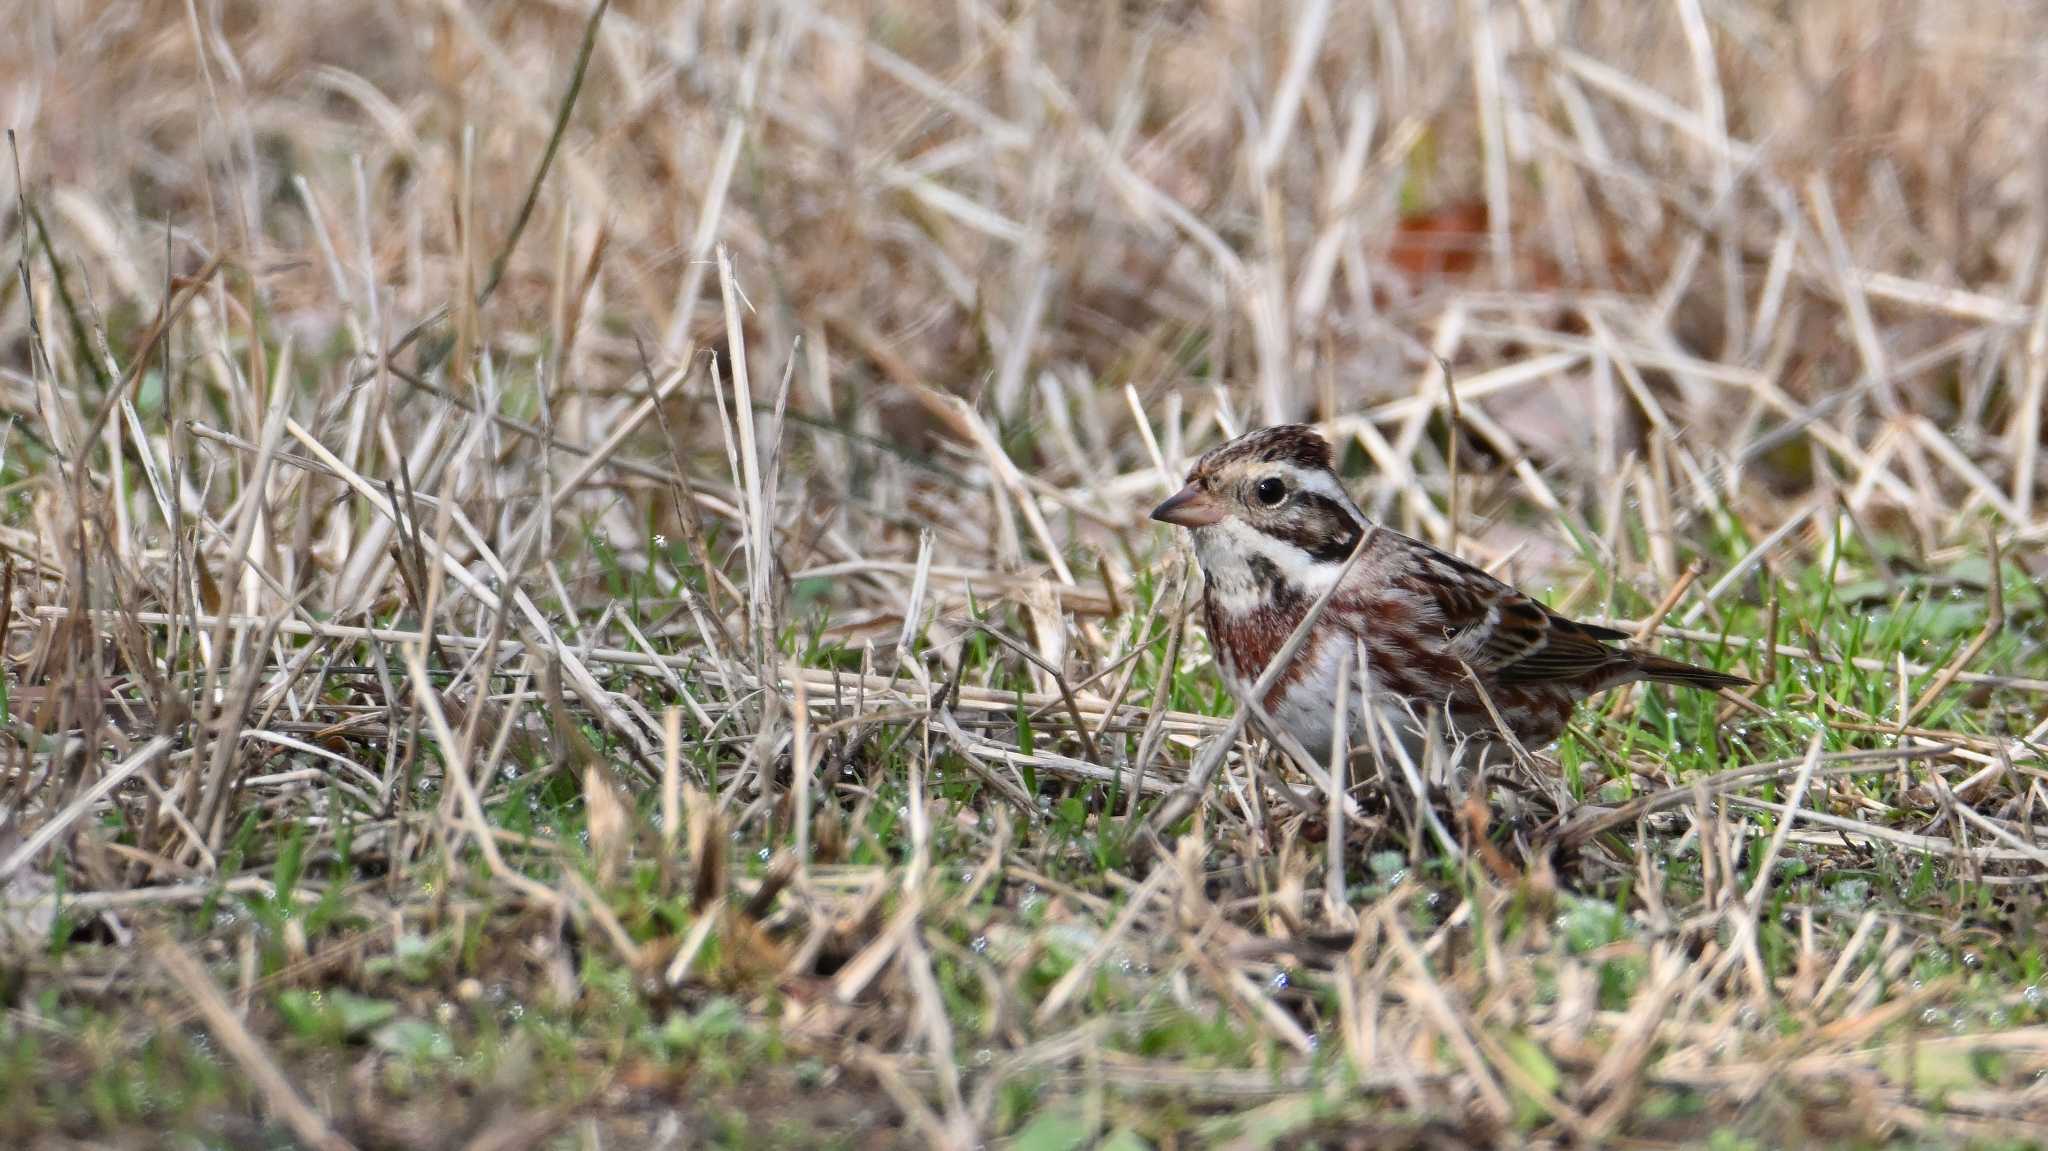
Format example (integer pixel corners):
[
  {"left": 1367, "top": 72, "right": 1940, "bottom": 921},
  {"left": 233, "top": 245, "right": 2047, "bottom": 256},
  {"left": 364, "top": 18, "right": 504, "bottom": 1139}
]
[{"left": 1151, "top": 424, "right": 1747, "bottom": 756}]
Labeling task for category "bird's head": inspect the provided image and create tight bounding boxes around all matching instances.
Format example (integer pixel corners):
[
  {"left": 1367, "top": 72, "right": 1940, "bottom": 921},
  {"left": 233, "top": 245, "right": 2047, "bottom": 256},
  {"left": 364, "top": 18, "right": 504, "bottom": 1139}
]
[{"left": 1150, "top": 424, "right": 1367, "bottom": 575}]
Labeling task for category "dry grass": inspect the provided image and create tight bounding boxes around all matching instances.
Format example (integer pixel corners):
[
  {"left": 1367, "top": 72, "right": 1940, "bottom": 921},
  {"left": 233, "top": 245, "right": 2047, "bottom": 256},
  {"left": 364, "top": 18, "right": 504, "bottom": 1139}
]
[{"left": 3, "top": 1, "right": 2048, "bottom": 1147}]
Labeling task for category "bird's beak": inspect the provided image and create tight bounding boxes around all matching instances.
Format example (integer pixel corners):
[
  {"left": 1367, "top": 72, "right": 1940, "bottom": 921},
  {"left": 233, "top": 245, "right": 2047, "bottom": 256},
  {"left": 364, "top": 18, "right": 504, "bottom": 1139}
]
[{"left": 1150, "top": 482, "right": 1225, "bottom": 528}]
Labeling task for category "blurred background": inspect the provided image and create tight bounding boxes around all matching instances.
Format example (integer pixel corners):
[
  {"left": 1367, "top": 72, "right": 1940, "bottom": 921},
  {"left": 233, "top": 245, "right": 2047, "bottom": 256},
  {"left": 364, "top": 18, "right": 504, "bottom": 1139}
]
[{"left": 5, "top": 0, "right": 2043, "bottom": 607}]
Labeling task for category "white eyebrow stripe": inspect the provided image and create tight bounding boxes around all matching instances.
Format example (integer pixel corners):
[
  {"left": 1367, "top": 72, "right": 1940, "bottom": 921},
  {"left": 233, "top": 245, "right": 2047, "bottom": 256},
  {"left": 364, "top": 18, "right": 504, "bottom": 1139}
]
[
  {"left": 1291, "top": 470, "right": 1344, "bottom": 499},
  {"left": 1285, "top": 468, "right": 1367, "bottom": 518}
]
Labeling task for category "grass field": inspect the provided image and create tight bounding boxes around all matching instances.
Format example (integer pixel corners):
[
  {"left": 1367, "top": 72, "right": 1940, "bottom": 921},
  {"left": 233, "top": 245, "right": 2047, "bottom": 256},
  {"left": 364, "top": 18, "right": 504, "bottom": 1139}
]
[{"left": 4, "top": 1, "right": 2048, "bottom": 1147}]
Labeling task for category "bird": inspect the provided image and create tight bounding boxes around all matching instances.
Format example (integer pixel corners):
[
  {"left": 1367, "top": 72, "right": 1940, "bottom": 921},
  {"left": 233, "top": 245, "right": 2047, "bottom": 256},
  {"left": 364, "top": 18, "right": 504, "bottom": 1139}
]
[{"left": 1150, "top": 424, "right": 1748, "bottom": 760}]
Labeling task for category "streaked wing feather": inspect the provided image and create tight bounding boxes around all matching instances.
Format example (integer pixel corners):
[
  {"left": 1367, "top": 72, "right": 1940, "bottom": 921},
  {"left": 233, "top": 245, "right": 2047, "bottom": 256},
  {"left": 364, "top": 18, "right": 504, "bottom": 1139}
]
[
  {"left": 1393, "top": 534, "right": 1630, "bottom": 684},
  {"left": 1492, "top": 615, "right": 1631, "bottom": 683},
  {"left": 1574, "top": 619, "right": 1632, "bottom": 643}
]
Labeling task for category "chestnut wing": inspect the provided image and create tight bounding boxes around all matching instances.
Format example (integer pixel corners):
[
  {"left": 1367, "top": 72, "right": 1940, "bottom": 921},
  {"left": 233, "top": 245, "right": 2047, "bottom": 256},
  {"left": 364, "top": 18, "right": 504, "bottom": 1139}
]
[{"left": 1395, "top": 537, "right": 1633, "bottom": 685}]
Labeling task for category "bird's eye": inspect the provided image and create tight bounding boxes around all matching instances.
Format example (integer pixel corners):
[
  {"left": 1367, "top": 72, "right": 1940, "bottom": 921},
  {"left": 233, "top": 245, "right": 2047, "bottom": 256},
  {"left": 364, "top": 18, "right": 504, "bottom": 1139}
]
[{"left": 1253, "top": 477, "right": 1288, "bottom": 506}]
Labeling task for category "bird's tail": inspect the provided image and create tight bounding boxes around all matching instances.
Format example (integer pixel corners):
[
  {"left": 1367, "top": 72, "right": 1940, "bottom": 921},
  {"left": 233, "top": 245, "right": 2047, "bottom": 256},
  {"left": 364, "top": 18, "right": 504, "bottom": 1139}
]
[{"left": 1634, "top": 652, "right": 1751, "bottom": 692}]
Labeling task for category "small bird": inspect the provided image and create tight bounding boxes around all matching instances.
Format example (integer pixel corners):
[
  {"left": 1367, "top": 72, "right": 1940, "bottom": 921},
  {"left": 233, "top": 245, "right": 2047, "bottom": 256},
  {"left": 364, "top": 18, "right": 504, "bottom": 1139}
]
[{"left": 1150, "top": 424, "right": 1747, "bottom": 758}]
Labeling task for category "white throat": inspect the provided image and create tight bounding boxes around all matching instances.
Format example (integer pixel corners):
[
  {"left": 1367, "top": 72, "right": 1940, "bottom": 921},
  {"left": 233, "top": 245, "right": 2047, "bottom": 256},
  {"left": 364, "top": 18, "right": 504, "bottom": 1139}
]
[{"left": 1190, "top": 518, "right": 1341, "bottom": 614}]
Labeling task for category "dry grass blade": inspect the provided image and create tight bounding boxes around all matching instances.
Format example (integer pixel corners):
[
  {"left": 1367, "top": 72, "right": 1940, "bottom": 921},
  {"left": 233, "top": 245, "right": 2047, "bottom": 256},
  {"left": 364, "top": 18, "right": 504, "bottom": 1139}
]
[
  {"left": 545, "top": 358, "right": 694, "bottom": 513},
  {"left": 1743, "top": 730, "right": 1823, "bottom": 914},
  {"left": 1035, "top": 865, "right": 1172, "bottom": 1024},
  {"left": 1904, "top": 528, "right": 2006, "bottom": 725},
  {"left": 1557, "top": 744, "right": 1952, "bottom": 847},
  {"left": 152, "top": 934, "right": 359, "bottom": 1151},
  {"left": 716, "top": 245, "right": 771, "bottom": 661},
  {"left": 0, "top": 736, "right": 172, "bottom": 882},
  {"left": 1383, "top": 903, "right": 1511, "bottom": 1124}
]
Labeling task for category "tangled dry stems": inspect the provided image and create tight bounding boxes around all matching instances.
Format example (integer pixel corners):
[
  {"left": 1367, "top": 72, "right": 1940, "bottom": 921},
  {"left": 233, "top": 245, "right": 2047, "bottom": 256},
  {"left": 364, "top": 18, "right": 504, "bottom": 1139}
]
[{"left": 3, "top": 1, "right": 2048, "bottom": 1147}]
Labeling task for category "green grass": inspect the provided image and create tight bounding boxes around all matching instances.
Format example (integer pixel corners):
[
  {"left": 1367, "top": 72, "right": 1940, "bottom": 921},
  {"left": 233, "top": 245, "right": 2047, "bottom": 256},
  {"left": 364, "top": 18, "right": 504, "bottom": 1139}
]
[
  {"left": 3, "top": 593, "right": 2042, "bottom": 1149},
  {"left": 19, "top": 532, "right": 2034, "bottom": 1146}
]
